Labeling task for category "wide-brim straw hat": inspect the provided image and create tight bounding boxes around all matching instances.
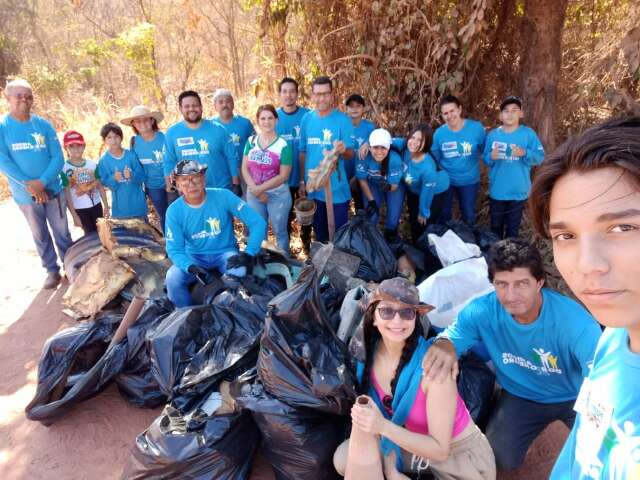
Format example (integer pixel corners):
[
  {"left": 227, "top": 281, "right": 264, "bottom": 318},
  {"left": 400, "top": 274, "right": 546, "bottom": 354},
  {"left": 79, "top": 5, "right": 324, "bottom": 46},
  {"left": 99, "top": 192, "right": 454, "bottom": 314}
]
[
  {"left": 121, "top": 105, "right": 164, "bottom": 126},
  {"left": 365, "top": 277, "right": 434, "bottom": 314}
]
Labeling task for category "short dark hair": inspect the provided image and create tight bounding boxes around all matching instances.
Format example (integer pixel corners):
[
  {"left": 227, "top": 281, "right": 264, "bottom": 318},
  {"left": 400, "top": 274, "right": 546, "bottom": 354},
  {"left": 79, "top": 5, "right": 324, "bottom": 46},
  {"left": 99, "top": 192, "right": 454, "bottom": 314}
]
[
  {"left": 439, "top": 94, "right": 462, "bottom": 109},
  {"left": 311, "top": 76, "right": 332, "bottom": 92},
  {"left": 278, "top": 77, "right": 299, "bottom": 92},
  {"left": 100, "top": 122, "right": 123, "bottom": 140},
  {"left": 530, "top": 116, "right": 640, "bottom": 238},
  {"left": 178, "top": 90, "right": 201, "bottom": 107},
  {"left": 256, "top": 104, "right": 278, "bottom": 121},
  {"left": 407, "top": 123, "right": 433, "bottom": 154},
  {"left": 487, "top": 238, "right": 546, "bottom": 282}
]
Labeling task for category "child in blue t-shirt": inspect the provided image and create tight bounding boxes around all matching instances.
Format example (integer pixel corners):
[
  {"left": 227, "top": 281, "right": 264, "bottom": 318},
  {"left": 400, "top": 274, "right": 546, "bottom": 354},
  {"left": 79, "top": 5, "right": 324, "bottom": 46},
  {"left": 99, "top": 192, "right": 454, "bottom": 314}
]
[
  {"left": 529, "top": 117, "right": 640, "bottom": 479},
  {"left": 355, "top": 128, "right": 404, "bottom": 241},
  {"left": 345, "top": 94, "right": 375, "bottom": 211},
  {"left": 483, "top": 96, "right": 544, "bottom": 238},
  {"left": 96, "top": 123, "right": 147, "bottom": 220}
]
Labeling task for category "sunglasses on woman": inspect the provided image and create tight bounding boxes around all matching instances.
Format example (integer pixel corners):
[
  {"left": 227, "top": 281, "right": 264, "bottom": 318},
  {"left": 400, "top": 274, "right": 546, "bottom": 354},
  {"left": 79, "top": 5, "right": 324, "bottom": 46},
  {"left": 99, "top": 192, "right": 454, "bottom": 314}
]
[{"left": 376, "top": 305, "right": 416, "bottom": 321}]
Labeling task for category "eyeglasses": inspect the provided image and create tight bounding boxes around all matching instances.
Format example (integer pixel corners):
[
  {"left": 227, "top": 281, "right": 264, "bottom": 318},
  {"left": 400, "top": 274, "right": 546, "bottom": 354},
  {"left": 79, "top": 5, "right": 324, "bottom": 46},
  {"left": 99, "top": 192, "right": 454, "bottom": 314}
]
[
  {"left": 10, "top": 93, "right": 33, "bottom": 100},
  {"left": 376, "top": 305, "right": 416, "bottom": 321},
  {"left": 176, "top": 175, "right": 204, "bottom": 186}
]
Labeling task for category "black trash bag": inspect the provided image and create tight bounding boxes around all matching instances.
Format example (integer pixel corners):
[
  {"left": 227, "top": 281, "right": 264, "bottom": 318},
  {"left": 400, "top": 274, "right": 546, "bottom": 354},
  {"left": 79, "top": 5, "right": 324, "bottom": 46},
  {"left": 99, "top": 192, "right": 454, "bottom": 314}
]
[
  {"left": 149, "top": 291, "right": 267, "bottom": 412},
  {"left": 417, "top": 221, "right": 477, "bottom": 257},
  {"left": 234, "top": 377, "right": 345, "bottom": 480},
  {"left": 473, "top": 226, "right": 500, "bottom": 255},
  {"left": 26, "top": 313, "right": 127, "bottom": 424},
  {"left": 64, "top": 229, "right": 164, "bottom": 282},
  {"left": 333, "top": 211, "right": 397, "bottom": 282},
  {"left": 320, "top": 281, "right": 346, "bottom": 333},
  {"left": 122, "top": 407, "right": 260, "bottom": 480},
  {"left": 257, "top": 266, "right": 357, "bottom": 414},
  {"left": 115, "top": 298, "right": 174, "bottom": 408},
  {"left": 456, "top": 352, "right": 496, "bottom": 428}
]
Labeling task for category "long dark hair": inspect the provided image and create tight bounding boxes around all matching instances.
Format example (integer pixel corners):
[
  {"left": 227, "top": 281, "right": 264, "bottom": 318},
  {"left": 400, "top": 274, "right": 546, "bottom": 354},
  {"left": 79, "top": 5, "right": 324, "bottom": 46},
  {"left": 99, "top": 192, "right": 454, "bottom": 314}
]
[{"left": 358, "top": 301, "right": 424, "bottom": 399}]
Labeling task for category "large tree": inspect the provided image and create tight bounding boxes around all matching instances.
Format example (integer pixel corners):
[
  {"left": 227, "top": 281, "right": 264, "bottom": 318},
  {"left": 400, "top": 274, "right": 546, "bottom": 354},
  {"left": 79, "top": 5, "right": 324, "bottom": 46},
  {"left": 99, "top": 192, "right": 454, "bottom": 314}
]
[{"left": 519, "top": 0, "right": 569, "bottom": 150}]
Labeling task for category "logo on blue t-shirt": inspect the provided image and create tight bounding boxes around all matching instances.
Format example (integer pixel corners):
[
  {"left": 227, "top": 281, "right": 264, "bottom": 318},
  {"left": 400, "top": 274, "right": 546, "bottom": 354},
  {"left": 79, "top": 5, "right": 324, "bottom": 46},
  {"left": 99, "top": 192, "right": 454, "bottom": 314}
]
[
  {"left": 11, "top": 132, "right": 47, "bottom": 152},
  {"left": 502, "top": 347, "right": 563, "bottom": 375},
  {"left": 206, "top": 217, "right": 221, "bottom": 235},
  {"left": 230, "top": 133, "right": 241, "bottom": 145}
]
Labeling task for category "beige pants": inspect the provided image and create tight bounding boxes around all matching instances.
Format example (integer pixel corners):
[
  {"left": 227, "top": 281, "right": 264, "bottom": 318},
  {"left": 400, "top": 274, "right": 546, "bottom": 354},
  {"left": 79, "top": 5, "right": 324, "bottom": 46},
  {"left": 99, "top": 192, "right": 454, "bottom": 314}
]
[{"left": 401, "top": 425, "right": 496, "bottom": 480}]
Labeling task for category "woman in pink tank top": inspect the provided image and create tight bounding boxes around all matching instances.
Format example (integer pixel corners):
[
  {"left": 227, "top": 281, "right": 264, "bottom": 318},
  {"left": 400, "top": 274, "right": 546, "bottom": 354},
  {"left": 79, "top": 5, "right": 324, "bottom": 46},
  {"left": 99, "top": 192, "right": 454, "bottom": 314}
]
[{"left": 334, "top": 277, "right": 495, "bottom": 480}]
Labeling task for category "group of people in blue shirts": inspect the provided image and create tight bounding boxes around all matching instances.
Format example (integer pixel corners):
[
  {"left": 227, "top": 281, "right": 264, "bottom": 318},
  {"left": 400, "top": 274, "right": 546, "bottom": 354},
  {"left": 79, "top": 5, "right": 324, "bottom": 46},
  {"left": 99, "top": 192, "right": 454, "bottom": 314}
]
[{"left": 2, "top": 75, "right": 638, "bottom": 480}]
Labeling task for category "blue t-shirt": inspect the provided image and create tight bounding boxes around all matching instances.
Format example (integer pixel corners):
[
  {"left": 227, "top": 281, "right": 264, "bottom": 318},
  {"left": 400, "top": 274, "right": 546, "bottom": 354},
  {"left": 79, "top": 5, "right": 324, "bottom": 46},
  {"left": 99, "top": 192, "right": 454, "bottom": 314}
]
[
  {"left": 432, "top": 119, "right": 485, "bottom": 186},
  {"left": 299, "top": 109, "right": 355, "bottom": 203},
  {"left": 163, "top": 120, "right": 236, "bottom": 188},
  {"left": 551, "top": 328, "right": 640, "bottom": 479},
  {"left": 402, "top": 152, "right": 449, "bottom": 219},
  {"left": 442, "top": 289, "right": 602, "bottom": 403},
  {"left": 482, "top": 125, "right": 545, "bottom": 201},
  {"left": 0, "top": 114, "right": 64, "bottom": 204},
  {"left": 97, "top": 149, "right": 147, "bottom": 218},
  {"left": 214, "top": 115, "right": 255, "bottom": 176},
  {"left": 165, "top": 188, "right": 266, "bottom": 273},
  {"left": 347, "top": 119, "right": 375, "bottom": 179},
  {"left": 355, "top": 150, "right": 403, "bottom": 185},
  {"left": 276, "top": 106, "right": 310, "bottom": 187},
  {"left": 131, "top": 131, "right": 166, "bottom": 189}
]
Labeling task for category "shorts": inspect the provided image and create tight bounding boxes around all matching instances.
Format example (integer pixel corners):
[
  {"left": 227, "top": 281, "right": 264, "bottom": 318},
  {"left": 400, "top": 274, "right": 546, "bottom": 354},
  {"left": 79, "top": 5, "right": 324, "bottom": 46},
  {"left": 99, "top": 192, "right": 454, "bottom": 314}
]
[{"left": 401, "top": 424, "right": 496, "bottom": 480}]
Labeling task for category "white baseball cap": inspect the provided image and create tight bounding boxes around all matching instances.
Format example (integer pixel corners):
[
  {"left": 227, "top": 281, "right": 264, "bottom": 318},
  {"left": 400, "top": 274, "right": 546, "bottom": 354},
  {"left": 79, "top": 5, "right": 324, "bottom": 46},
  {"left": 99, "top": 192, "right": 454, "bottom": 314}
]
[{"left": 369, "top": 128, "right": 392, "bottom": 149}]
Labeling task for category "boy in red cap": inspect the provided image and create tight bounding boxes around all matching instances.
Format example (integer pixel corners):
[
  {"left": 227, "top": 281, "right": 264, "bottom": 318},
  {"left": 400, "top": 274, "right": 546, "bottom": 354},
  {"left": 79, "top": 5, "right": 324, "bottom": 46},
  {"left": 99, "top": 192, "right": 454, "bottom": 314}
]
[{"left": 60, "top": 130, "right": 109, "bottom": 234}]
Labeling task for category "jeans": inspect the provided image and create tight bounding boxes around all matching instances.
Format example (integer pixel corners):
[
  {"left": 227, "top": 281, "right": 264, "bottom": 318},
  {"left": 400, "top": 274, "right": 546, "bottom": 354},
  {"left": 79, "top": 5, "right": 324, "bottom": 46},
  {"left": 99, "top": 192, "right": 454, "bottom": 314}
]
[
  {"left": 247, "top": 183, "right": 292, "bottom": 254},
  {"left": 438, "top": 182, "right": 480, "bottom": 225},
  {"left": 363, "top": 182, "right": 405, "bottom": 231},
  {"left": 485, "top": 390, "right": 576, "bottom": 470},
  {"left": 145, "top": 187, "right": 169, "bottom": 233},
  {"left": 165, "top": 250, "right": 244, "bottom": 307},
  {"left": 18, "top": 194, "right": 73, "bottom": 273},
  {"left": 489, "top": 198, "right": 526, "bottom": 239},
  {"left": 313, "top": 200, "right": 350, "bottom": 242},
  {"left": 406, "top": 190, "right": 447, "bottom": 244}
]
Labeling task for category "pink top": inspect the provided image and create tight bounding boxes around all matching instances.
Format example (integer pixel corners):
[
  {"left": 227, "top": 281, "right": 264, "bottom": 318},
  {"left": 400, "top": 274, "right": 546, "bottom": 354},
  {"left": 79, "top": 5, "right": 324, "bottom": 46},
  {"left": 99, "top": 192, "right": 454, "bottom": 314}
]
[{"left": 371, "top": 370, "right": 471, "bottom": 437}]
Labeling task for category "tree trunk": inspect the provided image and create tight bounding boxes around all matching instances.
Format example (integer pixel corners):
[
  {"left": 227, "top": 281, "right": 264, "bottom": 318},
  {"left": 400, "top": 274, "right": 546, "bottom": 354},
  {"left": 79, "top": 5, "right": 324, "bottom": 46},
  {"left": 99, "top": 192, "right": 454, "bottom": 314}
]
[{"left": 519, "top": 0, "right": 569, "bottom": 150}]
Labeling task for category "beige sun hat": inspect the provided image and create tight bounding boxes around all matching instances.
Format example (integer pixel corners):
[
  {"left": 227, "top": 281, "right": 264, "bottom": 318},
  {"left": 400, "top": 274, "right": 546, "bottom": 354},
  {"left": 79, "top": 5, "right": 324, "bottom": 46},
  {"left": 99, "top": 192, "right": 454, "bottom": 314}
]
[{"left": 121, "top": 105, "right": 164, "bottom": 126}]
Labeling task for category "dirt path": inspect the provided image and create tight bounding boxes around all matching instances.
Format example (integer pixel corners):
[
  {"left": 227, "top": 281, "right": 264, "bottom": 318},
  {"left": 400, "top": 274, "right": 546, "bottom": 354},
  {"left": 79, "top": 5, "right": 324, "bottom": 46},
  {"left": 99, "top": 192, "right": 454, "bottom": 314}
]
[{"left": 0, "top": 198, "right": 566, "bottom": 479}]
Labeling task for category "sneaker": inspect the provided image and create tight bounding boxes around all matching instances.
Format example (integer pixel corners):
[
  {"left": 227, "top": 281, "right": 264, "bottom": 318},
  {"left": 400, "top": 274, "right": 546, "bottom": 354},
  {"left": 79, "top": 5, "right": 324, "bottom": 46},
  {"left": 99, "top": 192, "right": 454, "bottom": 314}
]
[{"left": 43, "top": 271, "right": 61, "bottom": 289}]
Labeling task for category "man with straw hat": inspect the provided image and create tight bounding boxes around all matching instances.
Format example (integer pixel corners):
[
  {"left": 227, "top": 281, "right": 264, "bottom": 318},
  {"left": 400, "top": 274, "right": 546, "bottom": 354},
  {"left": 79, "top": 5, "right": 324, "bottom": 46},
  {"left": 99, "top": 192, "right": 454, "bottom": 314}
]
[{"left": 122, "top": 105, "right": 171, "bottom": 231}]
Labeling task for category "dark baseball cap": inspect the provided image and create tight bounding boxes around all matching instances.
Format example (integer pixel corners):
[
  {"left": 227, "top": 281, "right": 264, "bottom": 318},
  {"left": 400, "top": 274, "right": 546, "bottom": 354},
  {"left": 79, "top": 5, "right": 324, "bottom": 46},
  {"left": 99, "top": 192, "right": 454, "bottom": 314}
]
[
  {"left": 345, "top": 94, "right": 366, "bottom": 107},
  {"left": 500, "top": 95, "right": 522, "bottom": 111}
]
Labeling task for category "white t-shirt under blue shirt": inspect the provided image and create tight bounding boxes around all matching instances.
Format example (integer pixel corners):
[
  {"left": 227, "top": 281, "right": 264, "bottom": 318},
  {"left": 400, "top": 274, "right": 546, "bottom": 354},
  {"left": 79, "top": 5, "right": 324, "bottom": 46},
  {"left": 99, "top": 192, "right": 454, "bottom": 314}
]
[
  {"left": 442, "top": 289, "right": 602, "bottom": 403},
  {"left": 551, "top": 327, "right": 640, "bottom": 479}
]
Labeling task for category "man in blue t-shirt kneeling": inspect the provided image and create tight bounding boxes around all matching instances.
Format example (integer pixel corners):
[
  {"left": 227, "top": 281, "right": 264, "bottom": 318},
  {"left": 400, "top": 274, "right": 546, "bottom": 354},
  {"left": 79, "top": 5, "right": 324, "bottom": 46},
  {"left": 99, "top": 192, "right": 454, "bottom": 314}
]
[
  {"left": 164, "top": 160, "right": 266, "bottom": 308},
  {"left": 422, "top": 238, "right": 602, "bottom": 471}
]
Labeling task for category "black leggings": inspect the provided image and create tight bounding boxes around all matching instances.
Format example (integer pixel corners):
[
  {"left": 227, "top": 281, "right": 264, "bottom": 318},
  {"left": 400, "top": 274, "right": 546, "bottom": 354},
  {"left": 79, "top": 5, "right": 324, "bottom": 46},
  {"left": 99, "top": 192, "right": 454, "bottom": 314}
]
[{"left": 76, "top": 203, "right": 104, "bottom": 235}]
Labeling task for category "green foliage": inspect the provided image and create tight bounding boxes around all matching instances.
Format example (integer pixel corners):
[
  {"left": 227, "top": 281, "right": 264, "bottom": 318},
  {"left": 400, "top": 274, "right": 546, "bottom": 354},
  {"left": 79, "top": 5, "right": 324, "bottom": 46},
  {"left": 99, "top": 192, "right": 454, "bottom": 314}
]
[
  {"left": 20, "top": 63, "right": 70, "bottom": 99},
  {"left": 115, "top": 22, "right": 161, "bottom": 102}
]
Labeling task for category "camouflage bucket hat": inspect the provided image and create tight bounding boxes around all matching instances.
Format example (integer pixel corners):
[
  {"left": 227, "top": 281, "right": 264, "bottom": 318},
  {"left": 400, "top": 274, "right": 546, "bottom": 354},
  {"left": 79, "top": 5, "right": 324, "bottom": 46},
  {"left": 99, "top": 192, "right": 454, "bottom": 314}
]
[{"left": 366, "top": 277, "right": 434, "bottom": 313}]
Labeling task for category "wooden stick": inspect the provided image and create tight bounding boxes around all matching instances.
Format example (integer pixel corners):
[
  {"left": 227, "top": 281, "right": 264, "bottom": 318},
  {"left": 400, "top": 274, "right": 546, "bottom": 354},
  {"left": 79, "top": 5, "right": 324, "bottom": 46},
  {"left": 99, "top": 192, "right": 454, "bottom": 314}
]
[
  {"left": 109, "top": 295, "right": 146, "bottom": 347},
  {"left": 325, "top": 175, "right": 335, "bottom": 241}
]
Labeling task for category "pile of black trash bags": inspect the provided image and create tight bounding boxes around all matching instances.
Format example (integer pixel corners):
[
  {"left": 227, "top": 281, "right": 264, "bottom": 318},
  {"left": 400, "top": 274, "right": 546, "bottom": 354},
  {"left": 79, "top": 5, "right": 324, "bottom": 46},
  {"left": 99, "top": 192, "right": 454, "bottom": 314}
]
[{"left": 26, "top": 212, "right": 497, "bottom": 480}]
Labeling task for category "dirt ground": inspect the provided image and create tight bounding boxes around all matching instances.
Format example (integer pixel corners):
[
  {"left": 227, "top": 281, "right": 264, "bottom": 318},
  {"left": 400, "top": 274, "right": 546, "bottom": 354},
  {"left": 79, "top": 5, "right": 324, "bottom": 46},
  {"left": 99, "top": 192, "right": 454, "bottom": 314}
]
[{"left": 0, "top": 198, "right": 567, "bottom": 480}]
